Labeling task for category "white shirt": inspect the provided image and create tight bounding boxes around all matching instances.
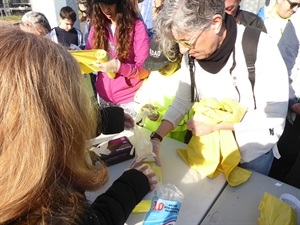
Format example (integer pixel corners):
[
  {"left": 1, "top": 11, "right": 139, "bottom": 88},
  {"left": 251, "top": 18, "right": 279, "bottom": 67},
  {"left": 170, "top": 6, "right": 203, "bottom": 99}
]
[
  {"left": 138, "top": 0, "right": 153, "bottom": 29},
  {"left": 164, "top": 24, "right": 289, "bottom": 163}
]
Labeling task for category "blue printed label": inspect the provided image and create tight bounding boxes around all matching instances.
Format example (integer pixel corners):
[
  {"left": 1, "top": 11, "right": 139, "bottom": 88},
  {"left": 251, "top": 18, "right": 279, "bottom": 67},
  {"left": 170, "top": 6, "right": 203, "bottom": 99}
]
[{"left": 143, "top": 197, "right": 181, "bottom": 225}]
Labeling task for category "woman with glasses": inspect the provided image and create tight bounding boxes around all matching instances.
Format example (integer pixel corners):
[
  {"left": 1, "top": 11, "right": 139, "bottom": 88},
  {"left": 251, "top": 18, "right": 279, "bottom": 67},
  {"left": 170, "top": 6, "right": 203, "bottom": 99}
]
[
  {"left": 257, "top": 0, "right": 300, "bottom": 43},
  {"left": 149, "top": 0, "right": 289, "bottom": 176},
  {"left": 78, "top": 0, "right": 92, "bottom": 46}
]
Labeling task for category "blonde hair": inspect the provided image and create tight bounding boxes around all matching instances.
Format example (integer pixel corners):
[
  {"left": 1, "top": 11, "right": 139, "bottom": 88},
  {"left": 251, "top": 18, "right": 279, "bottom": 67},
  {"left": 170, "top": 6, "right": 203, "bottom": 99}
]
[{"left": 0, "top": 25, "right": 108, "bottom": 224}]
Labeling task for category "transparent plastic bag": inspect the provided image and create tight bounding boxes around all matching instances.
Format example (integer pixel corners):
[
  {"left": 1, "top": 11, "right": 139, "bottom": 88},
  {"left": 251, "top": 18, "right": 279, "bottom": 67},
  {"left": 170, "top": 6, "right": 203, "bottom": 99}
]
[
  {"left": 143, "top": 183, "right": 184, "bottom": 225},
  {"left": 131, "top": 110, "right": 156, "bottom": 163}
]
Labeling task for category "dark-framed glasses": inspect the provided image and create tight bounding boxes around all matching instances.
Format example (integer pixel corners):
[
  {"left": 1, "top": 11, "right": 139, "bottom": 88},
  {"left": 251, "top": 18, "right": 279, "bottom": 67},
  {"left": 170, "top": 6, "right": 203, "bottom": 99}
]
[
  {"left": 175, "top": 29, "right": 206, "bottom": 49},
  {"left": 287, "top": 0, "right": 300, "bottom": 9}
]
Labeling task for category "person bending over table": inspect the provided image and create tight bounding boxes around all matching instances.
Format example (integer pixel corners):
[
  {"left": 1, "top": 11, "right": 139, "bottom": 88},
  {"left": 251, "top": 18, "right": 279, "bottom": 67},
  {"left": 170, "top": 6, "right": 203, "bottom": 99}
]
[
  {"left": 0, "top": 25, "right": 157, "bottom": 225},
  {"left": 149, "top": 0, "right": 288, "bottom": 176}
]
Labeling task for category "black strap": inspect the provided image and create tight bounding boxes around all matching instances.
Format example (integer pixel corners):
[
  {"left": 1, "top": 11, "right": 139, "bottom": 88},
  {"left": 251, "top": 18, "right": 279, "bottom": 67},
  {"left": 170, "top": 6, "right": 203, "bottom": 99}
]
[
  {"left": 189, "top": 55, "right": 199, "bottom": 102},
  {"left": 242, "top": 26, "right": 261, "bottom": 109}
]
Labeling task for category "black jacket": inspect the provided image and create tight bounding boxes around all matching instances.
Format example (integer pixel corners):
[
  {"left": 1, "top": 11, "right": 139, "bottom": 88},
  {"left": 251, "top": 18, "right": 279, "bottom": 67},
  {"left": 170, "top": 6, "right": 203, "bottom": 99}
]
[
  {"left": 236, "top": 8, "right": 267, "bottom": 33},
  {"left": 80, "top": 169, "right": 150, "bottom": 225}
]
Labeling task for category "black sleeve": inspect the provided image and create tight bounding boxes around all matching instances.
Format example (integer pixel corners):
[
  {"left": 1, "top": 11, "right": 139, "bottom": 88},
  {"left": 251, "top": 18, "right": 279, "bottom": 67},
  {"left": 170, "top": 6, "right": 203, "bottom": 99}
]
[
  {"left": 96, "top": 106, "right": 125, "bottom": 136},
  {"left": 87, "top": 169, "right": 150, "bottom": 225}
]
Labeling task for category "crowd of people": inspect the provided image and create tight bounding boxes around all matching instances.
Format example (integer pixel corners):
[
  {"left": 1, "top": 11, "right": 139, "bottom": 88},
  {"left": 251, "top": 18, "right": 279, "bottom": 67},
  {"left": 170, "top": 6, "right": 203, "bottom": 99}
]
[{"left": 1, "top": 0, "right": 300, "bottom": 224}]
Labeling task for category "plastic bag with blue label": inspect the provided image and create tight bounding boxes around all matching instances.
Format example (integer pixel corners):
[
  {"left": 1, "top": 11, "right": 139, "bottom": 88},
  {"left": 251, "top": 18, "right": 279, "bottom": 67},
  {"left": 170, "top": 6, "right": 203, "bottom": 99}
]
[{"left": 143, "top": 183, "right": 184, "bottom": 225}]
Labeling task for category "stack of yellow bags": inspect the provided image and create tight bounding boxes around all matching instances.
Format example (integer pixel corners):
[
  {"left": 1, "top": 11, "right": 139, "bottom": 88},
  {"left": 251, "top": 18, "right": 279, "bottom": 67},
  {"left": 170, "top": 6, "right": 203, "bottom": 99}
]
[{"left": 177, "top": 98, "right": 252, "bottom": 186}]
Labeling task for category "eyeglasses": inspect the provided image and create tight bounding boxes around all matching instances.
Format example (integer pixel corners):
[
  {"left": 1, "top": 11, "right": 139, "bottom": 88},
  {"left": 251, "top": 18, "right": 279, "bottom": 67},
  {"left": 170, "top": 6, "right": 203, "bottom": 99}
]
[
  {"left": 175, "top": 29, "right": 206, "bottom": 49},
  {"left": 79, "top": 9, "right": 87, "bottom": 14},
  {"left": 287, "top": 0, "right": 300, "bottom": 9}
]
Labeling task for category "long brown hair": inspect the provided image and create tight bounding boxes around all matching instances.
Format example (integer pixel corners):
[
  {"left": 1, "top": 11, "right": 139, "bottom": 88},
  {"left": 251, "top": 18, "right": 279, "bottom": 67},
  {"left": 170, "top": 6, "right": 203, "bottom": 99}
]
[
  {"left": 91, "top": 0, "right": 139, "bottom": 61},
  {"left": 0, "top": 25, "right": 108, "bottom": 224}
]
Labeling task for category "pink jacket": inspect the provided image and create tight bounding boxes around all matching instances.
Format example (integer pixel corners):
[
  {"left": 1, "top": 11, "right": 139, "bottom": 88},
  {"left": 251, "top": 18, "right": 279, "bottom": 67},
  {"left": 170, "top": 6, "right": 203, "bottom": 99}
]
[{"left": 85, "top": 19, "right": 150, "bottom": 104}]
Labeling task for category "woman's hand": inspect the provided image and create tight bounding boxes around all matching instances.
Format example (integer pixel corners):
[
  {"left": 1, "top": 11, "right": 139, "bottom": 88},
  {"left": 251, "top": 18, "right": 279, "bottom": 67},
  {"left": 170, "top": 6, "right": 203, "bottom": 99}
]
[
  {"left": 141, "top": 104, "right": 160, "bottom": 121},
  {"left": 124, "top": 113, "right": 134, "bottom": 129},
  {"left": 151, "top": 138, "right": 161, "bottom": 166},
  {"left": 131, "top": 163, "right": 158, "bottom": 191},
  {"left": 291, "top": 103, "right": 300, "bottom": 115},
  {"left": 94, "top": 58, "right": 120, "bottom": 73},
  {"left": 187, "top": 118, "right": 215, "bottom": 136}
]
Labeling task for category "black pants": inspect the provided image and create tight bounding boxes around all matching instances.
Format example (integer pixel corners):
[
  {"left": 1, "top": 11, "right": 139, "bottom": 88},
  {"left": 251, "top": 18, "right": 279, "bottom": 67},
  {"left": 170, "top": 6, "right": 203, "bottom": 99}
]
[{"left": 269, "top": 116, "right": 300, "bottom": 188}]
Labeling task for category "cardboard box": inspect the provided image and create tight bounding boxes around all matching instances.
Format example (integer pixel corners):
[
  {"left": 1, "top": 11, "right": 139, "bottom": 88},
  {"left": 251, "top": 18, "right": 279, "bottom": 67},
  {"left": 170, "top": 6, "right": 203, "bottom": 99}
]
[{"left": 98, "top": 136, "right": 135, "bottom": 166}]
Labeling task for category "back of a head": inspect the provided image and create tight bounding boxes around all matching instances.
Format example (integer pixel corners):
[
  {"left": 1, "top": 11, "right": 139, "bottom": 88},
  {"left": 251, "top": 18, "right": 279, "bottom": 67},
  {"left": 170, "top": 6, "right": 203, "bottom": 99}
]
[
  {"left": 20, "top": 11, "right": 51, "bottom": 35},
  {"left": 60, "top": 6, "right": 77, "bottom": 22},
  {"left": 0, "top": 25, "right": 106, "bottom": 224}
]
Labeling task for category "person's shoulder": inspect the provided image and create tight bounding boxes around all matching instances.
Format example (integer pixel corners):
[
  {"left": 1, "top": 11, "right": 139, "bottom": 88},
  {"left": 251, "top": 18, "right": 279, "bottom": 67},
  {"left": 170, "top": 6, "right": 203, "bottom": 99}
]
[
  {"left": 134, "top": 18, "right": 146, "bottom": 26},
  {"left": 236, "top": 24, "right": 271, "bottom": 50},
  {"left": 240, "top": 9, "right": 259, "bottom": 17},
  {"left": 50, "top": 27, "right": 56, "bottom": 33},
  {"left": 239, "top": 10, "right": 264, "bottom": 25},
  {"left": 51, "top": 26, "right": 59, "bottom": 31},
  {"left": 133, "top": 18, "right": 149, "bottom": 34},
  {"left": 75, "top": 27, "right": 83, "bottom": 35},
  {"left": 50, "top": 27, "right": 59, "bottom": 35}
]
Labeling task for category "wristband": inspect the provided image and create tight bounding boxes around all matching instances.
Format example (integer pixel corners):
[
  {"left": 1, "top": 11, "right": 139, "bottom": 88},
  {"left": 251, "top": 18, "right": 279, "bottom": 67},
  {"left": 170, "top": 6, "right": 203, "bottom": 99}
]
[{"left": 150, "top": 132, "right": 163, "bottom": 142}]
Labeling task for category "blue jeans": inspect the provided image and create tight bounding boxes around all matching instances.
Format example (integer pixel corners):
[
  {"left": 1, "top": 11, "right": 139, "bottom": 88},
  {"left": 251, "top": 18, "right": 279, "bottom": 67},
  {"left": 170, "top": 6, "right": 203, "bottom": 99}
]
[{"left": 239, "top": 150, "right": 274, "bottom": 175}]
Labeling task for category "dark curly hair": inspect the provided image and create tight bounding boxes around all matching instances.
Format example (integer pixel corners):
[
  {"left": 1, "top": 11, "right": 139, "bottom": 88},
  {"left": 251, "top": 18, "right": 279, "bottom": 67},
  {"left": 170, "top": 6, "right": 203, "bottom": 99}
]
[{"left": 90, "top": 0, "right": 139, "bottom": 61}]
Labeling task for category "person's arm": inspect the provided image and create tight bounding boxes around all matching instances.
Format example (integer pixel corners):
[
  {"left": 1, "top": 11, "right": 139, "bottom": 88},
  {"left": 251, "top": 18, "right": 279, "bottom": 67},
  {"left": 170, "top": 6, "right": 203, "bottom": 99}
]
[
  {"left": 151, "top": 55, "right": 193, "bottom": 165},
  {"left": 162, "top": 54, "right": 194, "bottom": 127},
  {"left": 155, "top": 119, "right": 175, "bottom": 138},
  {"left": 187, "top": 120, "right": 234, "bottom": 137},
  {"left": 117, "top": 19, "right": 150, "bottom": 80},
  {"left": 278, "top": 20, "right": 299, "bottom": 108},
  {"left": 234, "top": 32, "right": 289, "bottom": 162},
  {"left": 88, "top": 169, "right": 151, "bottom": 225},
  {"left": 76, "top": 29, "right": 84, "bottom": 46}
]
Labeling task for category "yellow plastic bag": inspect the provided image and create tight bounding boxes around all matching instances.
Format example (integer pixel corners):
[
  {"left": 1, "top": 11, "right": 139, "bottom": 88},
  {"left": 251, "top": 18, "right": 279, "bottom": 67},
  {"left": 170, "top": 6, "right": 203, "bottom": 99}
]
[
  {"left": 177, "top": 98, "right": 251, "bottom": 186},
  {"left": 69, "top": 49, "right": 115, "bottom": 78},
  {"left": 69, "top": 49, "right": 101, "bottom": 74},
  {"left": 258, "top": 192, "right": 296, "bottom": 225}
]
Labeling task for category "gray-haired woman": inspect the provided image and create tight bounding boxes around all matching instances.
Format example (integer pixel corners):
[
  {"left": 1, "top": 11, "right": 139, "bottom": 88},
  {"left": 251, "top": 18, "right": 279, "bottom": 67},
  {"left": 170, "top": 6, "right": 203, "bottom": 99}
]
[{"left": 150, "top": 0, "right": 289, "bottom": 176}]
